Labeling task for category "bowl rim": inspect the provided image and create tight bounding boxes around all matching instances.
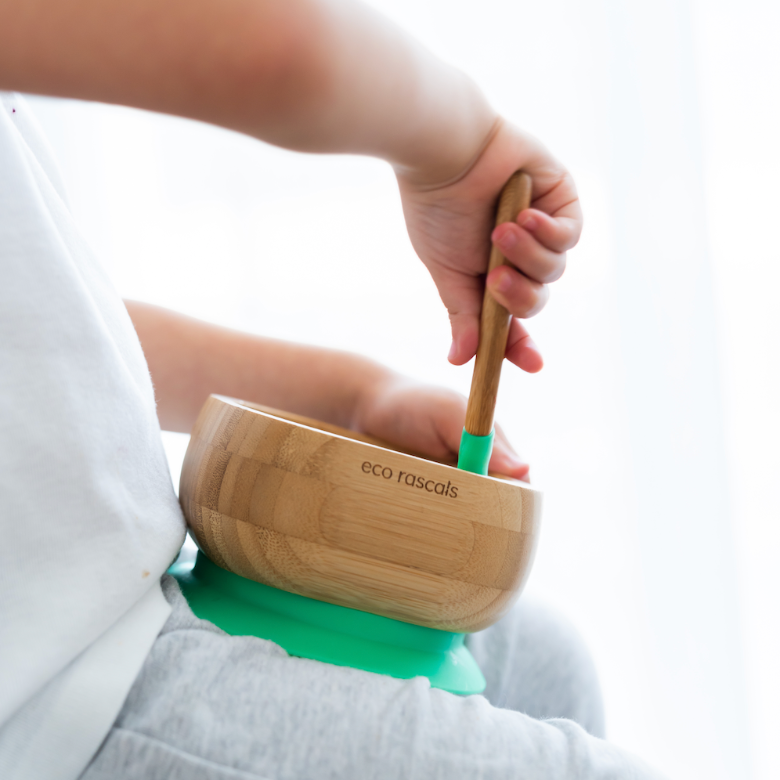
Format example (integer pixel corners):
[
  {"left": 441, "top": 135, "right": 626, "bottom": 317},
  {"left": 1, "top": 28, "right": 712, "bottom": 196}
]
[{"left": 209, "top": 394, "right": 539, "bottom": 493}]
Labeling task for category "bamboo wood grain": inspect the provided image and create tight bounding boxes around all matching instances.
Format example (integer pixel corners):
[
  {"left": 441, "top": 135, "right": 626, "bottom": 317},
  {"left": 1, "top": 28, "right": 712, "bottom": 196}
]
[
  {"left": 180, "top": 396, "right": 542, "bottom": 632},
  {"left": 464, "top": 171, "right": 533, "bottom": 437}
]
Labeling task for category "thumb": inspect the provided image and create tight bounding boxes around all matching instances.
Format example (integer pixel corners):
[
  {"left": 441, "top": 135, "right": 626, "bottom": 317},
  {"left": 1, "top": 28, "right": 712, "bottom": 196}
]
[
  {"left": 438, "top": 271, "right": 484, "bottom": 366},
  {"left": 443, "top": 276, "right": 544, "bottom": 373}
]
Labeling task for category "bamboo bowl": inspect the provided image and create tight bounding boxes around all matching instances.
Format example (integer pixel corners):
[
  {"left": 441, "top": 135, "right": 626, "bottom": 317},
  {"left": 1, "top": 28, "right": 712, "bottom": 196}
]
[{"left": 179, "top": 395, "right": 542, "bottom": 633}]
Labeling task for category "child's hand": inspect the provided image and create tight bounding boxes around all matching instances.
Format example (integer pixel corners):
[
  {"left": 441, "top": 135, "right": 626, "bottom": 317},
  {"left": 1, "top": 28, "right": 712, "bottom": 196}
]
[
  {"left": 396, "top": 119, "right": 582, "bottom": 371},
  {"left": 354, "top": 375, "right": 530, "bottom": 482}
]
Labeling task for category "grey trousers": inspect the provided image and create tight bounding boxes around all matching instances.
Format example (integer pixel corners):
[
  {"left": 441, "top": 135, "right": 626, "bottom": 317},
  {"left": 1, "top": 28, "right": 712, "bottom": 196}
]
[{"left": 79, "top": 577, "right": 662, "bottom": 780}]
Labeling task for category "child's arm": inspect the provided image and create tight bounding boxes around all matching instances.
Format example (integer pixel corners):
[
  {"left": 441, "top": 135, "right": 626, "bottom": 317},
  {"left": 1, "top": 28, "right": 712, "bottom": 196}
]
[
  {"left": 0, "top": 0, "right": 491, "bottom": 181},
  {"left": 2, "top": 0, "right": 581, "bottom": 368},
  {"left": 126, "top": 300, "right": 531, "bottom": 481}
]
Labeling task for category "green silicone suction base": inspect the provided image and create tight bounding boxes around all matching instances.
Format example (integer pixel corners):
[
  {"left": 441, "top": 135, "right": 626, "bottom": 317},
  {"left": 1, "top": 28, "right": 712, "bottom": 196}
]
[
  {"left": 457, "top": 428, "right": 494, "bottom": 475},
  {"left": 169, "top": 551, "right": 486, "bottom": 696}
]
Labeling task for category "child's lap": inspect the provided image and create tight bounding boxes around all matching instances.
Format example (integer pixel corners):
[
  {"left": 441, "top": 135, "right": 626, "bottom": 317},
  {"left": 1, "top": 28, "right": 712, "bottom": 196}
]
[{"left": 79, "top": 576, "right": 603, "bottom": 780}]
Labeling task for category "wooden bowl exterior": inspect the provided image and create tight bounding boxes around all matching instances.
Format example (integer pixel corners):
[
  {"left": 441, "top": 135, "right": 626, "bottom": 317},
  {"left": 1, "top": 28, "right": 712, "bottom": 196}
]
[{"left": 179, "top": 395, "right": 542, "bottom": 632}]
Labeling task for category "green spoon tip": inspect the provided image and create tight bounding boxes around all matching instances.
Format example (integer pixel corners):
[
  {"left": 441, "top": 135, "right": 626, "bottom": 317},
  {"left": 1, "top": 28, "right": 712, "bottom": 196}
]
[{"left": 457, "top": 428, "right": 494, "bottom": 475}]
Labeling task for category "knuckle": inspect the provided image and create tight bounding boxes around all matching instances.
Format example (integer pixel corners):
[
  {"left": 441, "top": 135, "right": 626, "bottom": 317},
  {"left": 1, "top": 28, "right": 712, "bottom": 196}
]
[
  {"left": 527, "top": 285, "right": 551, "bottom": 316},
  {"left": 541, "top": 254, "right": 567, "bottom": 283},
  {"left": 516, "top": 251, "right": 565, "bottom": 285},
  {"left": 504, "top": 282, "right": 542, "bottom": 319}
]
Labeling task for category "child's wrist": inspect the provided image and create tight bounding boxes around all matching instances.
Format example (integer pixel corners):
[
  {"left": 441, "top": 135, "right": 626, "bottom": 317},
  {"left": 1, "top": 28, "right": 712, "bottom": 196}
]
[
  {"left": 400, "top": 117, "right": 503, "bottom": 193},
  {"left": 391, "top": 73, "right": 498, "bottom": 189}
]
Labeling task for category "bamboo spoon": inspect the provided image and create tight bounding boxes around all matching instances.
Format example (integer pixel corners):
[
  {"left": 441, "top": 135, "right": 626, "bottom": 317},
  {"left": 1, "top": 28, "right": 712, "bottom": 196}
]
[{"left": 458, "top": 171, "right": 533, "bottom": 475}]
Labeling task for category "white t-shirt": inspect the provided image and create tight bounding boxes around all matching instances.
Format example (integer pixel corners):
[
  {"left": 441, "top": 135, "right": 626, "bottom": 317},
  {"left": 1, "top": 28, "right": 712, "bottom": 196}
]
[{"left": 0, "top": 93, "right": 186, "bottom": 780}]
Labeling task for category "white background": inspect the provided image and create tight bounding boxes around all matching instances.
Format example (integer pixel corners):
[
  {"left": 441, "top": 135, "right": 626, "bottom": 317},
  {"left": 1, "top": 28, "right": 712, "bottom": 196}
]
[{"left": 27, "top": 0, "right": 780, "bottom": 777}]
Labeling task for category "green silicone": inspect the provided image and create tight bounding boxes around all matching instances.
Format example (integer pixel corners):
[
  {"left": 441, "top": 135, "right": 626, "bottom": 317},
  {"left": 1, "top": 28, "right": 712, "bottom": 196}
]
[
  {"left": 457, "top": 428, "right": 495, "bottom": 475},
  {"left": 169, "top": 551, "right": 486, "bottom": 696}
]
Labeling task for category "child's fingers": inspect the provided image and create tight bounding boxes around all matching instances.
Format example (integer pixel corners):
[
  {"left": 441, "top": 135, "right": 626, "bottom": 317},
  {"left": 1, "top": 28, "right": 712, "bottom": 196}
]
[
  {"left": 446, "top": 269, "right": 546, "bottom": 370},
  {"left": 504, "top": 318, "right": 543, "bottom": 372},
  {"left": 490, "top": 427, "right": 530, "bottom": 481},
  {"left": 517, "top": 207, "right": 580, "bottom": 254},
  {"left": 519, "top": 160, "right": 583, "bottom": 246},
  {"left": 492, "top": 222, "right": 566, "bottom": 284},
  {"left": 450, "top": 297, "right": 543, "bottom": 373},
  {"left": 530, "top": 173, "right": 583, "bottom": 244},
  {"left": 427, "top": 391, "right": 529, "bottom": 481},
  {"left": 447, "top": 311, "right": 480, "bottom": 365},
  {"left": 486, "top": 265, "right": 549, "bottom": 320},
  {"left": 439, "top": 270, "right": 483, "bottom": 365}
]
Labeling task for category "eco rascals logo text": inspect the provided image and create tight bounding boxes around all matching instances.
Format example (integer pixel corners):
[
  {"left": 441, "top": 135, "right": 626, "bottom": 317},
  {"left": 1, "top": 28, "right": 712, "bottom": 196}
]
[{"left": 361, "top": 461, "right": 458, "bottom": 498}]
